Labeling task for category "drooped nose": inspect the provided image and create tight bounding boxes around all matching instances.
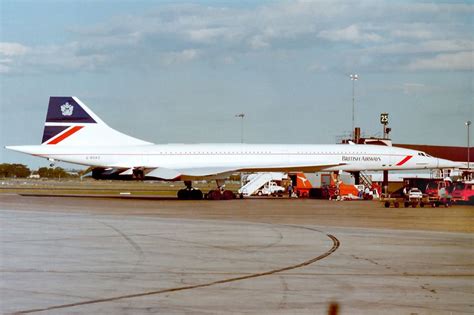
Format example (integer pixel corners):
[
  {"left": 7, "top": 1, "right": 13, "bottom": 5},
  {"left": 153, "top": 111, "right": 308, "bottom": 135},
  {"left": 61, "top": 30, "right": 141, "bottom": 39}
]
[{"left": 436, "top": 158, "right": 463, "bottom": 169}]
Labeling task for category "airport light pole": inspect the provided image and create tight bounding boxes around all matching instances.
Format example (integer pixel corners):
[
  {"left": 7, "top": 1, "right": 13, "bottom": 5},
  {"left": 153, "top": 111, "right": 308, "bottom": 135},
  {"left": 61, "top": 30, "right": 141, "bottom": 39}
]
[
  {"left": 235, "top": 113, "right": 245, "bottom": 143},
  {"left": 467, "top": 120, "right": 471, "bottom": 173},
  {"left": 350, "top": 74, "right": 359, "bottom": 140},
  {"left": 235, "top": 113, "right": 246, "bottom": 195}
]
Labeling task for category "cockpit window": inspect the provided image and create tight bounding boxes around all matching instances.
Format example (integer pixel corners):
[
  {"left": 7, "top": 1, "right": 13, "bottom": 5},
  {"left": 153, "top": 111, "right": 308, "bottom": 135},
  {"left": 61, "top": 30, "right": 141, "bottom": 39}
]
[{"left": 418, "top": 152, "right": 426, "bottom": 156}]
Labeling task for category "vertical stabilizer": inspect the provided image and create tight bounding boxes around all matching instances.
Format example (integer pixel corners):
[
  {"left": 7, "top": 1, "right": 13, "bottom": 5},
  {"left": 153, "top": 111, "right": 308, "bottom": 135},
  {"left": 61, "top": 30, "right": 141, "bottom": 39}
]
[{"left": 41, "top": 97, "right": 152, "bottom": 146}]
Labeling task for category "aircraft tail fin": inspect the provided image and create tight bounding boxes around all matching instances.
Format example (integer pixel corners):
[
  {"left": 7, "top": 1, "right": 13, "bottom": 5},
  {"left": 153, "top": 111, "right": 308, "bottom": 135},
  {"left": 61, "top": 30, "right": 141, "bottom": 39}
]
[{"left": 41, "top": 97, "right": 152, "bottom": 146}]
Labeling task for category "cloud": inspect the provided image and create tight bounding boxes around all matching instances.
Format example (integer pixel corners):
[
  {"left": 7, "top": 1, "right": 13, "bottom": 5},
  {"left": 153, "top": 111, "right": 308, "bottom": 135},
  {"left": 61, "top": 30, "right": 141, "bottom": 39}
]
[
  {"left": 0, "top": 42, "right": 30, "bottom": 73},
  {"left": 307, "top": 62, "right": 327, "bottom": 72},
  {"left": 187, "top": 27, "right": 237, "bottom": 44},
  {"left": 162, "top": 49, "right": 200, "bottom": 65},
  {"left": 406, "top": 51, "right": 472, "bottom": 71},
  {"left": 249, "top": 35, "right": 270, "bottom": 50},
  {"left": 0, "top": 42, "right": 110, "bottom": 74},
  {"left": 1, "top": 1, "right": 473, "bottom": 74},
  {"left": 402, "top": 83, "right": 426, "bottom": 95},
  {"left": 391, "top": 29, "right": 433, "bottom": 40},
  {"left": 389, "top": 23, "right": 435, "bottom": 40},
  {"left": 0, "top": 42, "right": 29, "bottom": 56},
  {"left": 396, "top": 3, "right": 474, "bottom": 14},
  {"left": 221, "top": 56, "right": 235, "bottom": 65},
  {"left": 0, "top": 64, "right": 10, "bottom": 74},
  {"left": 369, "top": 40, "right": 473, "bottom": 55},
  {"left": 318, "top": 25, "right": 382, "bottom": 43}
]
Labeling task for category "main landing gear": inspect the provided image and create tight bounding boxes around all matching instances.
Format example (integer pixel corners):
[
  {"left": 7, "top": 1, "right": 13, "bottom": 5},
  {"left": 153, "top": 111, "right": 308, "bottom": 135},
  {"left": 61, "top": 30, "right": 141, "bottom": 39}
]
[
  {"left": 177, "top": 181, "right": 204, "bottom": 200},
  {"left": 132, "top": 167, "right": 145, "bottom": 180},
  {"left": 205, "top": 188, "right": 235, "bottom": 200},
  {"left": 205, "top": 179, "right": 235, "bottom": 200},
  {"left": 176, "top": 181, "right": 236, "bottom": 200}
]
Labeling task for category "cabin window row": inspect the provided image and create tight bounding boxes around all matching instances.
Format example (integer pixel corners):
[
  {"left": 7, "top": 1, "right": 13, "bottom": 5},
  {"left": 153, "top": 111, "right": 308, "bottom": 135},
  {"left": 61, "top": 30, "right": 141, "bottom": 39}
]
[{"left": 150, "top": 152, "right": 370, "bottom": 155}]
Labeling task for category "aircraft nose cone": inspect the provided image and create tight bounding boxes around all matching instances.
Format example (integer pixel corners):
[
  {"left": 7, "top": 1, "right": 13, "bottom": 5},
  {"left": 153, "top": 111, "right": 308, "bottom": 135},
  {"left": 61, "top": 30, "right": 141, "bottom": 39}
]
[{"left": 437, "top": 158, "right": 462, "bottom": 169}]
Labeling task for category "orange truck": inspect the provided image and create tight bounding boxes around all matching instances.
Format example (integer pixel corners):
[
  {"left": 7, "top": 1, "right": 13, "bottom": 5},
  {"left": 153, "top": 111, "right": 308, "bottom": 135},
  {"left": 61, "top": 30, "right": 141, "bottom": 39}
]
[
  {"left": 339, "top": 183, "right": 360, "bottom": 199},
  {"left": 289, "top": 173, "right": 312, "bottom": 197},
  {"left": 290, "top": 172, "right": 362, "bottom": 199}
]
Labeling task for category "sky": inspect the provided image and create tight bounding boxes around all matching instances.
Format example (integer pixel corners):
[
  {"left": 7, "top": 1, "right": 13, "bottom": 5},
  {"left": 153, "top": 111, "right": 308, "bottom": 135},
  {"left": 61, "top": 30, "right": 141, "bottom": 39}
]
[{"left": 0, "top": 0, "right": 473, "bottom": 169}]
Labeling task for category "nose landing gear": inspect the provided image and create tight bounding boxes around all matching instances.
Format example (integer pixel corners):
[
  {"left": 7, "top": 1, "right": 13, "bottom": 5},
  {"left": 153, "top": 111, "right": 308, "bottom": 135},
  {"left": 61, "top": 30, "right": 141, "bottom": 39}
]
[{"left": 176, "top": 180, "right": 235, "bottom": 200}]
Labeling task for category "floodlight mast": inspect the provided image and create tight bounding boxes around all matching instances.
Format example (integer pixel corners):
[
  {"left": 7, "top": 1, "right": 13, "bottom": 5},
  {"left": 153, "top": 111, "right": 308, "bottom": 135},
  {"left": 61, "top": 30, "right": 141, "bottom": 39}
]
[
  {"left": 350, "top": 74, "right": 359, "bottom": 140},
  {"left": 235, "top": 113, "right": 245, "bottom": 144},
  {"left": 467, "top": 120, "right": 472, "bottom": 175}
]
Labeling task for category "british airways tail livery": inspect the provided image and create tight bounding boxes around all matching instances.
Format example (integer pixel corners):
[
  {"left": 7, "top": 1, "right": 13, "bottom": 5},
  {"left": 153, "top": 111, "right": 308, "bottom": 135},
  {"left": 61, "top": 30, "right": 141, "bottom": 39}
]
[
  {"left": 6, "top": 96, "right": 459, "bottom": 199},
  {"left": 41, "top": 97, "right": 151, "bottom": 146}
]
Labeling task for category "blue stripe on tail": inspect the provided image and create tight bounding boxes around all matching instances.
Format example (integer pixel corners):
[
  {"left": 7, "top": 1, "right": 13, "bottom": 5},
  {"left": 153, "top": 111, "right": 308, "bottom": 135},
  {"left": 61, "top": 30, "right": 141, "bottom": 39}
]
[{"left": 42, "top": 126, "right": 69, "bottom": 143}]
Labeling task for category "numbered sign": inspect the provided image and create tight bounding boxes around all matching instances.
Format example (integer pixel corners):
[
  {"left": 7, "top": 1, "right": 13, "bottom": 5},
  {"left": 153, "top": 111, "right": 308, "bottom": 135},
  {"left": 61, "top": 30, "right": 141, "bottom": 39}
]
[{"left": 380, "top": 113, "right": 389, "bottom": 125}]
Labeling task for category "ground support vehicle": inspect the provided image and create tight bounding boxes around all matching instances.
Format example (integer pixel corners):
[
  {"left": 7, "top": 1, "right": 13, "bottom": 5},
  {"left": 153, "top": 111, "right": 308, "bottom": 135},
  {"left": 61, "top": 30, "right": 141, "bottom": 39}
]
[
  {"left": 381, "top": 195, "right": 430, "bottom": 208},
  {"left": 425, "top": 180, "right": 453, "bottom": 207},
  {"left": 288, "top": 173, "right": 313, "bottom": 198},
  {"left": 427, "top": 195, "right": 452, "bottom": 207},
  {"left": 451, "top": 181, "right": 474, "bottom": 205},
  {"left": 255, "top": 182, "right": 285, "bottom": 197}
]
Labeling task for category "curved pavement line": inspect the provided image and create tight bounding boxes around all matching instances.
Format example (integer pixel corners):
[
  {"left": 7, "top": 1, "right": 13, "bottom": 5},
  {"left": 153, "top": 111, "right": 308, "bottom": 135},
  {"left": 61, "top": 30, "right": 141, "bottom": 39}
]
[{"left": 13, "top": 230, "right": 340, "bottom": 314}]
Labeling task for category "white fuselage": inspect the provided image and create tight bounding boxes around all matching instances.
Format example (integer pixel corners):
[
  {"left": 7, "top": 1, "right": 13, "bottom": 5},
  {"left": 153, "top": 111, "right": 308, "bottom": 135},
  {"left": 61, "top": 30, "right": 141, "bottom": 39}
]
[
  {"left": 6, "top": 96, "right": 459, "bottom": 182},
  {"left": 12, "top": 143, "right": 453, "bottom": 175}
]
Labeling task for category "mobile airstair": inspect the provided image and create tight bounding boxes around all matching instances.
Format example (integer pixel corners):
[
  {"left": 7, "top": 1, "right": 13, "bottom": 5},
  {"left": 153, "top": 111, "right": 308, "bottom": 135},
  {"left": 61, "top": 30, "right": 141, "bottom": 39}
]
[
  {"left": 360, "top": 171, "right": 372, "bottom": 188},
  {"left": 238, "top": 172, "right": 287, "bottom": 197}
]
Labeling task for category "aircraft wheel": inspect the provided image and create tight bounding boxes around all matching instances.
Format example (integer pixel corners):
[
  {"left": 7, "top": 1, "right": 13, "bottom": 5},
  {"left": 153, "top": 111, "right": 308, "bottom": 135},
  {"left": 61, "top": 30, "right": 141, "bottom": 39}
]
[
  {"left": 223, "top": 190, "right": 234, "bottom": 200},
  {"left": 420, "top": 202, "right": 425, "bottom": 207},
  {"left": 384, "top": 201, "right": 390, "bottom": 208},
  {"left": 207, "top": 190, "right": 222, "bottom": 200},
  {"left": 404, "top": 202, "right": 409, "bottom": 208},
  {"left": 177, "top": 189, "right": 189, "bottom": 200},
  {"left": 257, "top": 191, "right": 263, "bottom": 196},
  {"left": 191, "top": 189, "right": 203, "bottom": 200}
]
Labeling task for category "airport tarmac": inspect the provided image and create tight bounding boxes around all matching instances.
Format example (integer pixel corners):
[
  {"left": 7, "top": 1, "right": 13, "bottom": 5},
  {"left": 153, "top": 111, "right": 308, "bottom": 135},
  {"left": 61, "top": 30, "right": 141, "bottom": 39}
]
[{"left": 0, "top": 195, "right": 473, "bottom": 314}]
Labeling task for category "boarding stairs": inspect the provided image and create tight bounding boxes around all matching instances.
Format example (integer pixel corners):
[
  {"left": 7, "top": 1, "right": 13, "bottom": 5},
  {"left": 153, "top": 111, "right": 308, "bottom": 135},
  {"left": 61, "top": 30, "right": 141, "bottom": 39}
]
[
  {"left": 238, "top": 172, "right": 287, "bottom": 196},
  {"left": 360, "top": 171, "right": 372, "bottom": 188}
]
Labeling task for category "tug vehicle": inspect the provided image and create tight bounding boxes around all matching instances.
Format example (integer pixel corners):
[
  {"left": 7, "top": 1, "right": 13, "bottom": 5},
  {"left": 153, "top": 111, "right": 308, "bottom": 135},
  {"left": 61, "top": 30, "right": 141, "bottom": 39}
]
[{"left": 382, "top": 186, "right": 428, "bottom": 208}]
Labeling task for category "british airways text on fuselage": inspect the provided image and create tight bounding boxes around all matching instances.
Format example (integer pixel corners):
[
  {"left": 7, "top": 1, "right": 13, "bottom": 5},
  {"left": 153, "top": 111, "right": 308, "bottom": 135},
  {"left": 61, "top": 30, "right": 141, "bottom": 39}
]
[{"left": 342, "top": 156, "right": 382, "bottom": 162}]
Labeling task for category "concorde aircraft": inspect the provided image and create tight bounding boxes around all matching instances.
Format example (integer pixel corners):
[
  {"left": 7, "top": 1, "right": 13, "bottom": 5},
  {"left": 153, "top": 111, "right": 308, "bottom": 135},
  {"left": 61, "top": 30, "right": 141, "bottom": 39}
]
[{"left": 6, "top": 97, "right": 459, "bottom": 200}]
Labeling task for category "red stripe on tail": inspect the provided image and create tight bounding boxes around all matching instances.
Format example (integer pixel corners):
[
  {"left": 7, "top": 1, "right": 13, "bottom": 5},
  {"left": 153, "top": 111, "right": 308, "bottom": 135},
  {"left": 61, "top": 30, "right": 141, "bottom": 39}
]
[{"left": 47, "top": 126, "right": 84, "bottom": 145}]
